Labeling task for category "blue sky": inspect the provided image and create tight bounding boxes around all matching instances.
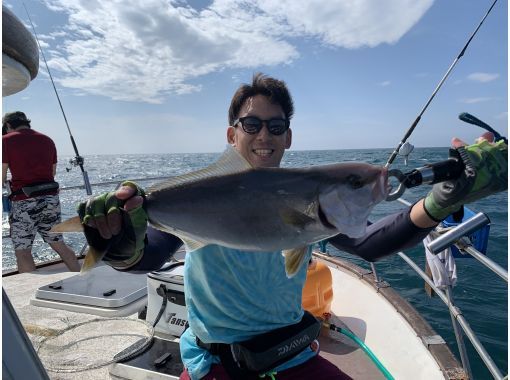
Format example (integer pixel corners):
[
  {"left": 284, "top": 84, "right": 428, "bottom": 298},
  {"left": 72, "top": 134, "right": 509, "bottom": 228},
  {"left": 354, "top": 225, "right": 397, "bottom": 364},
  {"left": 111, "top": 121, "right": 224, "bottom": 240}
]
[{"left": 3, "top": 0, "right": 508, "bottom": 155}]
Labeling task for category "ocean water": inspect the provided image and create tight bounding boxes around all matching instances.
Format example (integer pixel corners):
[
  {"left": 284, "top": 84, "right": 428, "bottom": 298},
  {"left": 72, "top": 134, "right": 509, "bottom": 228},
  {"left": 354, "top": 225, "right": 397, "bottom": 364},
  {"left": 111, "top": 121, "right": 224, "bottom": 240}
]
[{"left": 2, "top": 147, "right": 507, "bottom": 379}]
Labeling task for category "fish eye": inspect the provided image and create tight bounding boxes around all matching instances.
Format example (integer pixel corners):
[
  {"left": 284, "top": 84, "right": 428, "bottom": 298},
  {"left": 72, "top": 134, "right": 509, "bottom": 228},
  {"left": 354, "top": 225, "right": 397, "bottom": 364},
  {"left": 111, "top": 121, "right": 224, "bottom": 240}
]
[{"left": 347, "top": 174, "right": 363, "bottom": 189}]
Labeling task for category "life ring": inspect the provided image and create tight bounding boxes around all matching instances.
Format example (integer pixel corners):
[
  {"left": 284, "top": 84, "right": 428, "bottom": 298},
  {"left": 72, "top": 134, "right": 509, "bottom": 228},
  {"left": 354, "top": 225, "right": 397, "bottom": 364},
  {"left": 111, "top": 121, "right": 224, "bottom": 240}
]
[{"left": 2, "top": 5, "right": 39, "bottom": 96}]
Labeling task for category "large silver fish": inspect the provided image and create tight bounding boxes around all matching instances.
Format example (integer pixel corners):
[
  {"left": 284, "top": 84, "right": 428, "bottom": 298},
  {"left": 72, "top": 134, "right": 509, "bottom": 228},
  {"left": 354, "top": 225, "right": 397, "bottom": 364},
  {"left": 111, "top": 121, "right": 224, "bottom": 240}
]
[{"left": 53, "top": 146, "right": 388, "bottom": 276}]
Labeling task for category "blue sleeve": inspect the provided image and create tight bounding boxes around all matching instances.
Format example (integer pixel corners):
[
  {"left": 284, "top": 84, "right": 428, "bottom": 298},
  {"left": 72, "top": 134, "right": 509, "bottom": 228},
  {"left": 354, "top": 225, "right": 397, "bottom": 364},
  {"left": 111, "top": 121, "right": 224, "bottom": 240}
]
[
  {"left": 328, "top": 207, "right": 435, "bottom": 262},
  {"left": 128, "top": 225, "right": 183, "bottom": 272}
]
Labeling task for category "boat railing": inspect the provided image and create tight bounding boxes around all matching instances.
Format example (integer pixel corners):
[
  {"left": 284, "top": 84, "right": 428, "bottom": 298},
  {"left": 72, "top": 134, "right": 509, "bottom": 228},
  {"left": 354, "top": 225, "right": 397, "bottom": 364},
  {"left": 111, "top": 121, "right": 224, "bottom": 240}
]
[
  {"left": 365, "top": 198, "right": 506, "bottom": 380},
  {"left": 2, "top": 176, "right": 173, "bottom": 239},
  {"left": 394, "top": 198, "right": 507, "bottom": 284},
  {"left": 58, "top": 175, "right": 174, "bottom": 192}
]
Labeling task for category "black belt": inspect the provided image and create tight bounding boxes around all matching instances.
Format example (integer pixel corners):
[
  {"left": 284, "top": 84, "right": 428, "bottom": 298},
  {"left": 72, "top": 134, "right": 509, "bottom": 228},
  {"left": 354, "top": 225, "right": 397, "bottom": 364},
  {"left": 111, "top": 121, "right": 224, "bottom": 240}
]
[
  {"left": 10, "top": 181, "right": 59, "bottom": 199},
  {"left": 196, "top": 311, "right": 321, "bottom": 378},
  {"left": 196, "top": 339, "right": 225, "bottom": 356}
]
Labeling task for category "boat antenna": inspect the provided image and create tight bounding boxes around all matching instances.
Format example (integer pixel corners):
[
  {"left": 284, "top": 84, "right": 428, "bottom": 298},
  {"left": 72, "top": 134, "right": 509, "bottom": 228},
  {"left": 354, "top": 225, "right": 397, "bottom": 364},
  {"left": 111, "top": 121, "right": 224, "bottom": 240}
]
[
  {"left": 22, "top": 3, "right": 92, "bottom": 195},
  {"left": 385, "top": 0, "right": 500, "bottom": 168}
]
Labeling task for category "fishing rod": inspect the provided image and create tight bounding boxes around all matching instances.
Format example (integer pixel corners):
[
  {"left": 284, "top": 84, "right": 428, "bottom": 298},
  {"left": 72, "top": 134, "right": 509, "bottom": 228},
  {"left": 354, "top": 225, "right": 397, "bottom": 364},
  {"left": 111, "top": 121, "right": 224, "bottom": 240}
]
[
  {"left": 22, "top": 3, "right": 92, "bottom": 195},
  {"left": 385, "top": 0, "right": 500, "bottom": 168}
]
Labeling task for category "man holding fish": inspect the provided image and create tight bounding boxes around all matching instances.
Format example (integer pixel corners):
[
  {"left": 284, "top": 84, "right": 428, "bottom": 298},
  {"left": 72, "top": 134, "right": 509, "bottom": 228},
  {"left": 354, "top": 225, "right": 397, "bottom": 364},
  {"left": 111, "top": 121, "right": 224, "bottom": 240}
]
[{"left": 64, "top": 73, "right": 506, "bottom": 379}]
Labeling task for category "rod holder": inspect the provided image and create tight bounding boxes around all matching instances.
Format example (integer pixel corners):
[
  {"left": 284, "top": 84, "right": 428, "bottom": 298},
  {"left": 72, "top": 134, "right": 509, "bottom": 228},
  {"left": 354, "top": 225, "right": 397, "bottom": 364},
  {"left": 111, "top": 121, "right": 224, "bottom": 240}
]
[
  {"left": 82, "top": 171, "right": 92, "bottom": 195},
  {"left": 427, "top": 212, "right": 490, "bottom": 254}
]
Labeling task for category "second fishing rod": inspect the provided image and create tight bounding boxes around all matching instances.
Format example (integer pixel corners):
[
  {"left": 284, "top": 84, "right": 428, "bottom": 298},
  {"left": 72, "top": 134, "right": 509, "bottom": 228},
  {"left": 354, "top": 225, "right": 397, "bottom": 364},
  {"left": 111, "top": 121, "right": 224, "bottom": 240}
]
[{"left": 23, "top": 2, "right": 92, "bottom": 196}]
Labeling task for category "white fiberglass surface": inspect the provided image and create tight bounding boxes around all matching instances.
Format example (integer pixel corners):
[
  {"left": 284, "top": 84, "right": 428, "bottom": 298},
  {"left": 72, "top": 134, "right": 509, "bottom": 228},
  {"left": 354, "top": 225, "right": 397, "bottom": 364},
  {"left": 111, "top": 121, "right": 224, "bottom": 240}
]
[{"left": 327, "top": 265, "right": 444, "bottom": 380}]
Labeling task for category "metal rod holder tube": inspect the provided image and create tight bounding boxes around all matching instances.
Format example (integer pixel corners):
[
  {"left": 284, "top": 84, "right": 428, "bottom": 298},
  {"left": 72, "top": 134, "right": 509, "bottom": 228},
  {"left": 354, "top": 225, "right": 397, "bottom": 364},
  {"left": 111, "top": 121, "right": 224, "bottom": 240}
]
[
  {"left": 82, "top": 171, "right": 92, "bottom": 195},
  {"left": 427, "top": 212, "right": 490, "bottom": 254},
  {"left": 396, "top": 194, "right": 506, "bottom": 282}
]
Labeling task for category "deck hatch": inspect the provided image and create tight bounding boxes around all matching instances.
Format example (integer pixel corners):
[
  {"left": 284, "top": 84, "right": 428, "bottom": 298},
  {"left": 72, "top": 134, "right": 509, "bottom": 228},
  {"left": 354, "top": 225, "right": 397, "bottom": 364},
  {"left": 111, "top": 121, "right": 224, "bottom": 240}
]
[
  {"left": 109, "top": 337, "right": 183, "bottom": 379},
  {"left": 33, "top": 265, "right": 147, "bottom": 308}
]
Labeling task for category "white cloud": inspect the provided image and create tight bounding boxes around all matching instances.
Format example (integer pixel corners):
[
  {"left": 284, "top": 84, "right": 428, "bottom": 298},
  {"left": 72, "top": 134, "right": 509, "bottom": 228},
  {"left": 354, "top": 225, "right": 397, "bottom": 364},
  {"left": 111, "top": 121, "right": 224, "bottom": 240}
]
[
  {"left": 378, "top": 81, "right": 391, "bottom": 87},
  {"left": 494, "top": 112, "right": 508, "bottom": 120},
  {"left": 459, "top": 97, "right": 492, "bottom": 104},
  {"left": 467, "top": 72, "right": 500, "bottom": 83},
  {"left": 40, "top": 0, "right": 434, "bottom": 103}
]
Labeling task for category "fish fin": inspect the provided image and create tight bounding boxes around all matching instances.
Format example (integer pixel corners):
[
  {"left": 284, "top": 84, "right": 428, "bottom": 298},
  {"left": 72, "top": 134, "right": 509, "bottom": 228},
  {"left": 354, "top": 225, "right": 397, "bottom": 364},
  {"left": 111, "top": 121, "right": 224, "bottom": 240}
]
[
  {"left": 50, "top": 216, "right": 83, "bottom": 233},
  {"left": 147, "top": 145, "right": 252, "bottom": 193},
  {"left": 280, "top": 207, "right": 316, "bottom": 229},
  {"left": 149, "top": 220, "right": 206, "bottom": 252},
  {"left": 148, "top": 220, "right": 170, "bottom": 234},
  {"left": 80, "top": 246, "right": 107, "bottom": 274},
  {"left": 180, "top": 237, "right": 207, "bottom": 252},
  {"left": 283, "top": 246, "right": 309, "bottom": 278}
]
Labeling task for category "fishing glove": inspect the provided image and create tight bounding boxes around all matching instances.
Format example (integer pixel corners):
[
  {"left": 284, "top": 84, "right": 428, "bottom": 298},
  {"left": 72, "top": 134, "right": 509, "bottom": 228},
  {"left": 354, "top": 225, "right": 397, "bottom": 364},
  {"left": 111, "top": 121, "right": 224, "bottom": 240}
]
[
  {"left": 77, "top": 181, "right": 149, "bottom": 269},
  {"left": 423, "top": 140, "right": 507, "bottom": 222}
]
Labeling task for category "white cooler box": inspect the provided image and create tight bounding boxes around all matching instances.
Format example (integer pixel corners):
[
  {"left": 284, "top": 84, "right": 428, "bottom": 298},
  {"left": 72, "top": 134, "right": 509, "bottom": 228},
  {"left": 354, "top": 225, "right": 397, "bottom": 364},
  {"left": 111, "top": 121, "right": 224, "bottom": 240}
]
[{"left": 146, "top": 262, "right": 188, "bottom": 337}]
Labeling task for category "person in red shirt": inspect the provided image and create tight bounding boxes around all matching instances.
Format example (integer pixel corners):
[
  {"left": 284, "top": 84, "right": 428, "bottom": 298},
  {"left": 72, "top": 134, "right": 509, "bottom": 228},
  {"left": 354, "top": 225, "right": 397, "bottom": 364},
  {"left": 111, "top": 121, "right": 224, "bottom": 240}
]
[{"left": 2, "top": 111, "right": 79, "bottom": 273}]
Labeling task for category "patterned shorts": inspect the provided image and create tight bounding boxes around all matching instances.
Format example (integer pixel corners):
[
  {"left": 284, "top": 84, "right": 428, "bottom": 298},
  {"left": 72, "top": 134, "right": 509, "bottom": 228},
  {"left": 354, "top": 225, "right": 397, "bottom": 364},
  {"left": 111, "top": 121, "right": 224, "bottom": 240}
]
[{"left": 9, "top": 194, "right": 64, "bottom": 250}]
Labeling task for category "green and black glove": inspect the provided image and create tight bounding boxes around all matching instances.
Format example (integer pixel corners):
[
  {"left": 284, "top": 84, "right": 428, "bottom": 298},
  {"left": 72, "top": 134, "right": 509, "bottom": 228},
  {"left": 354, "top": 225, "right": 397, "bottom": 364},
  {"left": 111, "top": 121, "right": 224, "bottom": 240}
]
[
  {"left": 77, "top": 181, "right": 148, "bottom": 269},
  {"left": 423, "top": 140, "right": 507, "bottom": 222}
]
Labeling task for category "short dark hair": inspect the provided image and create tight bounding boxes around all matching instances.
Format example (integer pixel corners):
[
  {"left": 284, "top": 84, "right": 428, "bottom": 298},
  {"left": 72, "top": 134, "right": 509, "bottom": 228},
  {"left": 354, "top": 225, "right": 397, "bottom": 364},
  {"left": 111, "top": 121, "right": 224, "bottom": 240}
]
[
  {"left": 228, "top": 73, "right": 294, "bottom": 125},
  {"left": 2, "top": 111, "right": 31, "bottom": 130}
]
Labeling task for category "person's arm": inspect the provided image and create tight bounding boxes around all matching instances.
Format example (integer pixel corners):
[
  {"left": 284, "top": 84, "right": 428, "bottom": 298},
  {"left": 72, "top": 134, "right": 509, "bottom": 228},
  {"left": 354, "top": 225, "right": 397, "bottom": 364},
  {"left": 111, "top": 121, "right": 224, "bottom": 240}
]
[
  {"left": 329, "top": 133, "right": 507, "bottom": 261},
  {"left": 409, "top": 199, "right": 439, "bottom": 228},
  {"left": 2, "top": 163, "right": 8, "bottom": 185},
  {"left": 328, "top": 204, "right": 436, "bottom": 262},
  {"left": 123, "top": 226, "right": 183, "bottom": 272}
]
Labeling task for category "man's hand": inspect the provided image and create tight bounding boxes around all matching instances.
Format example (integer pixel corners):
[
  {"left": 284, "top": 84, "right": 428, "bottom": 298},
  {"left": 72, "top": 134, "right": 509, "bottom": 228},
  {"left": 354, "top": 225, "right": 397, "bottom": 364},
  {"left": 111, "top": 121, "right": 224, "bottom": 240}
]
[
  {"left": 423, "top": 132, "right": 508, "bottom": 222},
  {"left": 77, "top": 181, "right": 148, "bottom": 269}
]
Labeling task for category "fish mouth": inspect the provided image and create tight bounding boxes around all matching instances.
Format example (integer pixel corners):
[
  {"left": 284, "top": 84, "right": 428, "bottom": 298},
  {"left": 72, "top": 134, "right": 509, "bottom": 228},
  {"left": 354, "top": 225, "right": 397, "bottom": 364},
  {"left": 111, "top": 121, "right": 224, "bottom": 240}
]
[
  {"left": 318, "top": 205, "right": 337, "bottom": 230},
  {"left": 252, "top": 149, "right": 274, "bottom": 157}
]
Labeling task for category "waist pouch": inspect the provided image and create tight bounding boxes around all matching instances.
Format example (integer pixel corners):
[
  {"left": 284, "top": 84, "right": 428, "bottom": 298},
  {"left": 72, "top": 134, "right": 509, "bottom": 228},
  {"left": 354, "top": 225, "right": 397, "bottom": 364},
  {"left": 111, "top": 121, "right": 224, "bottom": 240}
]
[
  {"left": 198, "top": 310, "right": 321, "bottom": 374},
  {"left": 10, "top": 181, "right": 59, "bottom": 198}
]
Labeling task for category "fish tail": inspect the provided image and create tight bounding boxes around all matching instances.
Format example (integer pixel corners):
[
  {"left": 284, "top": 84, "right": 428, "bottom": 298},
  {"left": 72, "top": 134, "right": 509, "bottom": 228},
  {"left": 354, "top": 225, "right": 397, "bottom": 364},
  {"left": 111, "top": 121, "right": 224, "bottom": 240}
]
[
  {"left": 50, "top": 216, "right": 83, "bottom": 233},
  {"left": 283, "top": 246, "right": 309, "bottom": 278},
  {"left": 79, "top": 246, "right": 106, "bottom": 274}
]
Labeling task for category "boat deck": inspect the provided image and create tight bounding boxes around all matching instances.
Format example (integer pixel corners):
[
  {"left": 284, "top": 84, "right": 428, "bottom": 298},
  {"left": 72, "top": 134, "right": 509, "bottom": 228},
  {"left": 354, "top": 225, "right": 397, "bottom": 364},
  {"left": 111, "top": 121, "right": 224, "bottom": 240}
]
[
  {"left": 3, "top": 255, "right": 463, "bottom": 379},
  {"left": 4, "top": 262, "right": 111, "bottom": 379}
]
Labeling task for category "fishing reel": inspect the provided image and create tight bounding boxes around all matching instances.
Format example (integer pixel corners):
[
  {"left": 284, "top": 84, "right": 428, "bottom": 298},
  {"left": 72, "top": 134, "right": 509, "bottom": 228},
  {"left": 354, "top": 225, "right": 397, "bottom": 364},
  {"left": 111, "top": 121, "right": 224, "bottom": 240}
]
[
  {"left": 64, "top": 155, "right": 92, "bottom": 195},
  {"left": 66, "top": 155, "right": 85, "bottom": 172}
]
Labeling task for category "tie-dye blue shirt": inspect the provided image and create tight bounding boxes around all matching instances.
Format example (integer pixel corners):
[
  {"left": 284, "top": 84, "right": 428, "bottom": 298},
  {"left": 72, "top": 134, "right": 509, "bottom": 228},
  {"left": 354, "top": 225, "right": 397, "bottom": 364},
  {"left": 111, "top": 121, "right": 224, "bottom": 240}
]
[{"left": 180, "top": 244, "right": 315, "bottom": 380}]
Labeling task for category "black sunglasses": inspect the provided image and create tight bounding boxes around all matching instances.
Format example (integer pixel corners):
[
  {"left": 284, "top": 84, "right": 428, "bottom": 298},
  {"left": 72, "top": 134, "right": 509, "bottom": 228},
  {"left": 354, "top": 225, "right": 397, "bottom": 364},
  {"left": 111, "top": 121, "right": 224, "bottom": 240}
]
[{"left": 233, "top": 116, "right": 290, "bottom": 136}]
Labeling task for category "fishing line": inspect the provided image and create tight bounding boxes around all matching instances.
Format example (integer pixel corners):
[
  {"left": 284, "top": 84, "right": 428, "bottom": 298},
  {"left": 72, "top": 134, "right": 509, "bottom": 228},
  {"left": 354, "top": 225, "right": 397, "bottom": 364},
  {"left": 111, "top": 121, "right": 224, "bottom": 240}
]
[
  {"left": 22, "top": 3, "right": 92, "bottom": 195},
  {"left": 35, "top": 317, "right": 154, "bottom": 372},
  {"left": 385, "top": 0, "right": 500, "bottom": 168}
]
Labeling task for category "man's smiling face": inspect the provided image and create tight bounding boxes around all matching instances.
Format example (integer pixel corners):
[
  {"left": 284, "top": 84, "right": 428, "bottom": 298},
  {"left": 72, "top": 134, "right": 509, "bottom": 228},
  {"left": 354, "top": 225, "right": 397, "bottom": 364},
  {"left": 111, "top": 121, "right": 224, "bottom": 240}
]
[{"left": 227, "top": 94, "right": 292, "bottom": 168}]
